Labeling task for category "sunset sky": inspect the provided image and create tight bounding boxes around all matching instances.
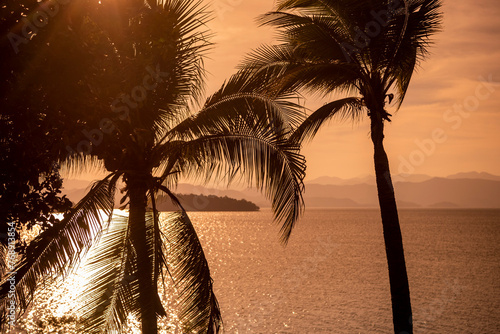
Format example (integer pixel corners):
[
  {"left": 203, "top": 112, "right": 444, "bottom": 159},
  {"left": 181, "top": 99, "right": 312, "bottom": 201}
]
[{"left": 201, "top": 0, "right": 500, "bottom": 180}]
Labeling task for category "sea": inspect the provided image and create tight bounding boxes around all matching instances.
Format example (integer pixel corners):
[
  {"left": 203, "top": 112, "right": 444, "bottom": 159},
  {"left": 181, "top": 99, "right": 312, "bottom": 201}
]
[
  {"left": 188, "top": 208, "right": 500, "bottom": 334},
  {"left": 17, "top": 208, "right": 500, "bottom": 333}
]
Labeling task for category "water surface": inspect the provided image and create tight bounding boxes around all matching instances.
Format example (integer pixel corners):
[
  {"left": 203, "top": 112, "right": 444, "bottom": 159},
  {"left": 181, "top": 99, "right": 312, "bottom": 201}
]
[
  {"left": 20, "top": 208, "right": 500, "bottom": 333},
  {"left": 187, "top": 208, "right": 500, "bottom": 333}
]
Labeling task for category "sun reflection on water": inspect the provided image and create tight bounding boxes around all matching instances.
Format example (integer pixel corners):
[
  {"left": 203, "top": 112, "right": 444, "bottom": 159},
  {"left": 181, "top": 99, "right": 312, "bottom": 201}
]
[{"left": 14, "top": 210, "right": 189, "bottom": 333}]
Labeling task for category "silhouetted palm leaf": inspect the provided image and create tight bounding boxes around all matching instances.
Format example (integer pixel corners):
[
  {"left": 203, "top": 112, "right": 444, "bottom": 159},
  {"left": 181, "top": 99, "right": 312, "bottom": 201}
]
[
  {"left": 163, "top": 211, "right": 221, "bottom": 333},
  {"left": 78, "top": 213, "right": 134, "bottom": 333},
  {"left": 0, "top": 244, "right": 5, "bottom": 279},
  {"left": 291, "top": 97, "right": 364, "bottom": 143},
  {"left": 153, "top": 69, "right": 307, "bottom": 242},
  {"left": 0, "top": 177, "right": 116, "bottom": 323},
  {"left": 164, "top": 69, "right": 305, "bottom": 142},
  {"left": 163, "top": 132, "right": 305, "bottom": 243}
]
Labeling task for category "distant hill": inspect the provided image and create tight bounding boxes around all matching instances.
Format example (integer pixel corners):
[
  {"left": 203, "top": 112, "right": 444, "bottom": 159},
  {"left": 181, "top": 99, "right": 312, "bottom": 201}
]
[
  {"left": 301, "top": 178, "right": 500, "bottom": 208},
  {"left": 307, "top": 172, "right": 500, "bottom": 185},
  {"left": 446, "top": 171, "right": 500, "bottom": 181},
  {"left": 155, "top": 194, "right": 259, "bottom": 212},
  {"left": 61, "top": 180, "right": 260, "bottom": 211},
  {"left": 303, "top": 196, "right": 364, "bottom": 208},
  {"left": 307, "top": 175, "right": 376, "bottom": 185},
  {"left": 62, "top": 172, "right": 500, "bottom": 209},
  {"left": 303, "top": 183, "right": 378, "bottom": 206},
  {"left": 307, "top": 173, "right": 435, "bottom": 185},
  {"left": 306, "top": 175, "right": 363, "bottom": 185},
  {"left": 394, "top": 178, "right": 500, "bottom": 208},
  {"left": 396, "top": 200, "right": 422, "bottom": 208}
]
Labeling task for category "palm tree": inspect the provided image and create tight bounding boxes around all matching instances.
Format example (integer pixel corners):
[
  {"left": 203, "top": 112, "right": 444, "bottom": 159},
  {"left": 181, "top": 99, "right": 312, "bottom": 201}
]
[
  {"left": 0, "top": 1, "right": 306, "bottom": 333},
  {"left": 241, "top": 1, "right": 442, "bottom": 333}
]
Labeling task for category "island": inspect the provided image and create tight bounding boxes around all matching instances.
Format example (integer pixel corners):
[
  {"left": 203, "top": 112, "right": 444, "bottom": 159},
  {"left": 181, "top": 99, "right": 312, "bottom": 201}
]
[{"left": 155, "top": 193, "right": 260, "bottom": 212}]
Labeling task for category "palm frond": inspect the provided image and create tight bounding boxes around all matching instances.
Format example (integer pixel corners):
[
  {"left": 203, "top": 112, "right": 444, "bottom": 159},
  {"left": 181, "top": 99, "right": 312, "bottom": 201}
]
[
  {"left": 94, "top": 0, "right": 213, "bottom": 141},
  {"left": 0, "top": 176, "right": 116, "bottom": 326},
  {"left": 78, "top": 213, "right": 134, "bottom": 333},
  {"left": 291, "top": 97, "right": 364, "bottom": 143},
  {"left": 144, "top": 210, "right": 168, "bottom": 318},
  {"left": 122, "top": 178, "right": 168, "bottom": 327},
  {"left": 157, "top": 128, "right": 306, "bottom": 243},
  {"left": 152, "top": 0, "right": 213, "bottom": 119},
  {"left": 59, "top": 153, "right": 108, "bottom": 180},
  {"left": 149, "top": 191, "right": 169, "bottom": 291},
  {"left": 384, "top": 0, "right": 443, "bottom": 106},
  {"left": 241, "top": 44, "right": 361, "bottom": 96},
  {"left": 274, "top": 0, "right": 374, "bottom": 39},
  {"left": 0, "top": 244, "right": 5, "bottom": 279},
  {"left": 258, "top": 0, "right": 442, "bottom": 106},
  {"left": 275, "top": 0, "right": 369, "bottom": 15},
  {"left": 257, "top": 11, "right": 354, "bottom": 62},
  {"left": 161, "top": 69, "right": 306, "bottom": 146},
  {"left": 157, "top": 184, "right": 185, "bottom": 212},
  {"left": 276, "top": 0, "right": 339, "bottom": 14},
  {"left": 163, "top": 211, "right": 221, "bottom": 334},
  {"left": 78, "top": 207, "right": 169, "bottom": 333}
]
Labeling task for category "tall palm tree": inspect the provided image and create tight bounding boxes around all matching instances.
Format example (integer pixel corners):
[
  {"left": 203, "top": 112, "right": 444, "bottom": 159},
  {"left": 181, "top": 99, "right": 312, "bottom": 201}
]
[
  {"left": 0, "top": 1, "right": 306, "bottom": 333},
  {"left": 242, "top": 1, "right": 442, "bottom": 333}
]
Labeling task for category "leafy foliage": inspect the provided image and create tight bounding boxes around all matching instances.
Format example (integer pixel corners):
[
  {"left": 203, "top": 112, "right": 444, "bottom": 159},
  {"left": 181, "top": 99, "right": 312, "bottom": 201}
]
[{"left": 0, "top": 0, "right": 76, "bottom": 265}]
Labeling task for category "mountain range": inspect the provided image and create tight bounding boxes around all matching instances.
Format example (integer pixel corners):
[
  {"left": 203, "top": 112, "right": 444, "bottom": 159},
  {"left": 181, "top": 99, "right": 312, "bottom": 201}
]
[
  {"left": 62, "top": 171, "right": 500, "bottom": 209},
  {"left": 307, "top": 171, "right": 500, "bottom": 186}
]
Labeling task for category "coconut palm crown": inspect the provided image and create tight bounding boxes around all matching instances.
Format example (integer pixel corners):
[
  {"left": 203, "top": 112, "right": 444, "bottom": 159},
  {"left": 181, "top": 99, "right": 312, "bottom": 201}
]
[
  {"left": 241, "top": 0, "right": 442, "bottom": 333},
  {"left": 0, "top": 1, "right": 306, "bottom": 333}
]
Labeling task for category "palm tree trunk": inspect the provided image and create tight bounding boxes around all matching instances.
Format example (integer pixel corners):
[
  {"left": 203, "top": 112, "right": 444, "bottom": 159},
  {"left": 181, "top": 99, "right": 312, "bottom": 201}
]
[
  {"left": 128, "top": 174, "right": 158, "bottom": 334},
  {"left": 370, "top": 116, "right": 413, "bottom": 334}
]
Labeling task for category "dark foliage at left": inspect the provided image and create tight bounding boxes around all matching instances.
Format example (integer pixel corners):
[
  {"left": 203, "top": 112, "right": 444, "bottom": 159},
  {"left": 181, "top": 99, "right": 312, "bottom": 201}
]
[{"left": 0, "top": 0, "right": 76, "bottom": 253}]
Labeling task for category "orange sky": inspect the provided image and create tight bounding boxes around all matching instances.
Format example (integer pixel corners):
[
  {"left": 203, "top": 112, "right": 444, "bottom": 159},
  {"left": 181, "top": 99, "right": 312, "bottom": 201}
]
[{"left": 202, "top": 0, "right": 500, "bottom": 180}]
